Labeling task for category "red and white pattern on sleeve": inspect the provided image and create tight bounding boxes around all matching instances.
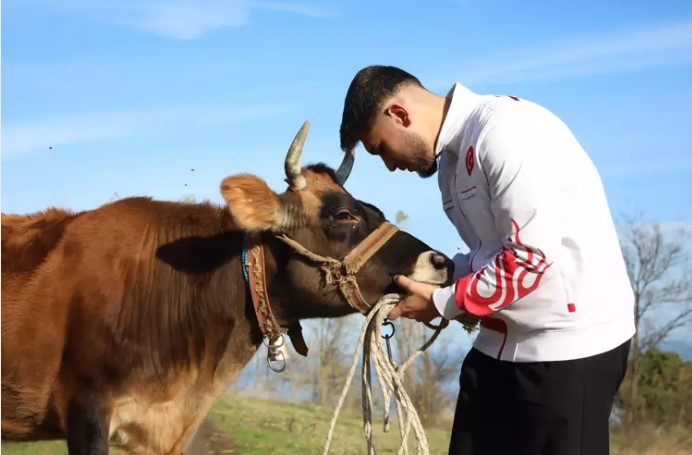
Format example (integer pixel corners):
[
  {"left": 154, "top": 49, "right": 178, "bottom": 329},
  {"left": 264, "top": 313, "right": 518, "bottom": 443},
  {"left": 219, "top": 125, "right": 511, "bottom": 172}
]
[{"left": 455, "top": 219, "right": 552, "bottom": 316}]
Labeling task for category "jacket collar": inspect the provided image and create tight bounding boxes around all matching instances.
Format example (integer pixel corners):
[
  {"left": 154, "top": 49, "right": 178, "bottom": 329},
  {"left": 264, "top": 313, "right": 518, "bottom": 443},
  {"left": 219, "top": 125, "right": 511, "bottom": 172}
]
[{"left": 434, "top": 83, "right": 479, "bottom": 158}]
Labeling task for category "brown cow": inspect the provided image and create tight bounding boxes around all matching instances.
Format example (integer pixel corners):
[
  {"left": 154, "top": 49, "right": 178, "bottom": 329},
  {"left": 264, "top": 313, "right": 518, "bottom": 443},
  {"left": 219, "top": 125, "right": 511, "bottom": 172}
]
[{"left": 1, "top": 122, "right": 453, "bottom": 455}]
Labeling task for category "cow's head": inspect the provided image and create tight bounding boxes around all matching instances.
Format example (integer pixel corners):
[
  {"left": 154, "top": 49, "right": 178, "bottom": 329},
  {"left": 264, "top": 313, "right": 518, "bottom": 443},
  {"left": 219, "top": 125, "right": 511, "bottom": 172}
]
[{"left": 220, "top": 122, "right": 452, "bottom": 318}]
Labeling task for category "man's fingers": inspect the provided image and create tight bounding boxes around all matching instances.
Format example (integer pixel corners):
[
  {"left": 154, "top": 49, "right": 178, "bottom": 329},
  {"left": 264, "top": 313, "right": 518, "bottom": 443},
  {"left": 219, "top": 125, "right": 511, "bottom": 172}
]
[
  {"left": 388, "top": 303, "right": 404, "bottom": 320},
  {"left": 395, "top": 275, "right": 419, "bottom": 293}
]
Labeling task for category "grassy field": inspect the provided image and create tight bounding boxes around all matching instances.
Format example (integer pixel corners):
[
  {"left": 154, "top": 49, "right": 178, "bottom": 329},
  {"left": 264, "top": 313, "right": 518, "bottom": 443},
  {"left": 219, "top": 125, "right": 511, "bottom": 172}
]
[
  {"left": 611, "top": 424, "right": 692, "bottom": 455},
  {"left": 207, "top": 393, "right": 451, "bottom": 455},
  {"left": 1, "top": 393, "right": 449, "bottom": 455},
  {"left": 3, "top": 393, "right": 691, "bottom": 454}
]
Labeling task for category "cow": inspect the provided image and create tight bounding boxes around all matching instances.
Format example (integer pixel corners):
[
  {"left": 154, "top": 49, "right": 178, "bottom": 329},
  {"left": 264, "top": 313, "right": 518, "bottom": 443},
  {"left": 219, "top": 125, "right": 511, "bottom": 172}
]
[{"left": 1, "top": 122, "right": 454, "bottom": 455}]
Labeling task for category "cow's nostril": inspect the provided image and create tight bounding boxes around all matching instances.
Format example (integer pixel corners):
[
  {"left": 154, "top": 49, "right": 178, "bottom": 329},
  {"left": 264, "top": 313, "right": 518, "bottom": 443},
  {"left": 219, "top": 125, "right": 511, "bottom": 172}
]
[{"left": 430, "top": 253, "right": 447, "bottom": 270}]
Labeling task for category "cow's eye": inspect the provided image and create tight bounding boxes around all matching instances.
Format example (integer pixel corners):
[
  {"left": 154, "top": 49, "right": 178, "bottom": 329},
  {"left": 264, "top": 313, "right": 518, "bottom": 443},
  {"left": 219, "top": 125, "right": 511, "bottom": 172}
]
[{"left": 334, "top": 209, "right": 353, "bottom": 221}]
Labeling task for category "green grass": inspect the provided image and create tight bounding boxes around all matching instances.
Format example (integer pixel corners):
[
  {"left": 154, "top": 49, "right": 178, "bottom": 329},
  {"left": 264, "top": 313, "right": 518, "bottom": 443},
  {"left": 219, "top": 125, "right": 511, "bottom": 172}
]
[
  {"left": 3, "top": 393, "right": 691, "bottom": 454},
  {"left": 1, "top": 393, "right": 451, "bottom": 455},
  {"left": 1, "top": 440, "right": 126, "bottom": 455},
  {"left": 1, "top": 439, "right": 71, "bottom": 455},
  {"left": 207, "top": 393, "right": 452, "bottom": 455}
]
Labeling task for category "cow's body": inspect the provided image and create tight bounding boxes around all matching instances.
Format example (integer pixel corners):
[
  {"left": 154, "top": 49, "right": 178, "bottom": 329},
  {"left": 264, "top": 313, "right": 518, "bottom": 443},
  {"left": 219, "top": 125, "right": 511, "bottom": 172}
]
[
  {"left": 2, "top": 123, "right": 452, "bottom": 454},
  {"left": 3, "top": 199, "right": 261, "bottom": 453}
]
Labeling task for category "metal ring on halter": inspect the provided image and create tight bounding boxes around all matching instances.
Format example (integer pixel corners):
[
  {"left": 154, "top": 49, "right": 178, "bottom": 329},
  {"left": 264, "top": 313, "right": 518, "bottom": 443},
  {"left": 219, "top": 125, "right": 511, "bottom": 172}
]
[
  {"left": 267, "top": 349, "right": 286, "bottom": 373},
  {"left": 263, "top": 335, "right": 285, "bottom": 349},
  {"left": 381, "top": 319, "right": 395, "bottom": 339}
]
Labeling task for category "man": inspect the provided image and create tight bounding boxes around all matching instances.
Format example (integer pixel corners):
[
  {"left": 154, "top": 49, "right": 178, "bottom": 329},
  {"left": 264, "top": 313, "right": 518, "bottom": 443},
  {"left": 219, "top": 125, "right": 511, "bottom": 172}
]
[{"left": 339, "top": 65, "right": 634, "bottom": 455}]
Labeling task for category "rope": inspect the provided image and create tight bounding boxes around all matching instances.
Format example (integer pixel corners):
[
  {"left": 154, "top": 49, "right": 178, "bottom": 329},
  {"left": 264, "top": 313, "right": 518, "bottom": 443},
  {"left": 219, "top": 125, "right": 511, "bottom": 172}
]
[{"left": 322, "top": 294, "right": 447, "bottom": 455}]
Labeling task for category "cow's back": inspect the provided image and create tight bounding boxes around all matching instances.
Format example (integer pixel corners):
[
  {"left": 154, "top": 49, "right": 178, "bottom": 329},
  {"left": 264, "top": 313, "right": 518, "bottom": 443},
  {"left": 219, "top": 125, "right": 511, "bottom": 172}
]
[{"left": 2, "top": 208, "right": 78, "bottom": 284}]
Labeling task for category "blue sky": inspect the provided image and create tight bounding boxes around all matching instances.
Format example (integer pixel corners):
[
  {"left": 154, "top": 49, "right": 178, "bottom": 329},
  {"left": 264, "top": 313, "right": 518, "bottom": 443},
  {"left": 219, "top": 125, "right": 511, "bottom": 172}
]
[{"left": 3, "top": 1, "right": 692, "bottom": 353}]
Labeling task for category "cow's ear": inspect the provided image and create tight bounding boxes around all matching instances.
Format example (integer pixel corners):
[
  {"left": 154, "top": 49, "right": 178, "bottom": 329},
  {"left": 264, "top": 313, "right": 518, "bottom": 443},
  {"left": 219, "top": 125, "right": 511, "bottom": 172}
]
[{"left": 221, "top": 174, "right": 283, "bottom": 231}]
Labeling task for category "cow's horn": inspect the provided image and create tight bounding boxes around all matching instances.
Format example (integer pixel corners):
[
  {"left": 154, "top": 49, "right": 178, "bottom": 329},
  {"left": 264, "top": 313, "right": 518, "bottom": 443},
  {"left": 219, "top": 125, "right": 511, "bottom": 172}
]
[
  {"left": 285, "top": 121, "right": 310, "bottom": 190},
  {"left": 335, "top": 148, "right": 354, "bottom": 186}
]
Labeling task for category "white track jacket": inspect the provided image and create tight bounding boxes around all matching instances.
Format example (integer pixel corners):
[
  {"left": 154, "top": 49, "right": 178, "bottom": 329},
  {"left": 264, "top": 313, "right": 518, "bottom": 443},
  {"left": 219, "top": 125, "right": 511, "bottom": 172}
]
[{"left": 431, "top": 83, "right": 635, "bottom": 362}]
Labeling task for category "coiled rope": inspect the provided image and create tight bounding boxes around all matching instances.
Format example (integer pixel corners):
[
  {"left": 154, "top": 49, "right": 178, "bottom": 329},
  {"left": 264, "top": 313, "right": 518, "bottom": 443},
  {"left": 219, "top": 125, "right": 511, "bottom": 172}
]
[{"left": 322, "top": 294, "right": 448, "bottom": 455}]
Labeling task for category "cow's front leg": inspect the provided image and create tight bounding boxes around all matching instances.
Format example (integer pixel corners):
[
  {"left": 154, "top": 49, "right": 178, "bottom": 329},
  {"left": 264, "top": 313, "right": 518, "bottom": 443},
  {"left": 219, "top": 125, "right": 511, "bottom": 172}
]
[{"left": 66, "top": 396, "right": 109, "bottom": 455}]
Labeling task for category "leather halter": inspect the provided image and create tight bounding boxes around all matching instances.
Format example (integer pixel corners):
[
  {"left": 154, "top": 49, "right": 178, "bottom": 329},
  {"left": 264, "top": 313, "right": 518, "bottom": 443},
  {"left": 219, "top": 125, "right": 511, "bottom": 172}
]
[
  {"left": 242, "top": 221, "right": 399, "bottom": 371},
  {"left": 242, "top": 235, "right": 308, "bottom": 371},
  {"left": 276, "top": 221, "right": 400, "bottom": 313}
]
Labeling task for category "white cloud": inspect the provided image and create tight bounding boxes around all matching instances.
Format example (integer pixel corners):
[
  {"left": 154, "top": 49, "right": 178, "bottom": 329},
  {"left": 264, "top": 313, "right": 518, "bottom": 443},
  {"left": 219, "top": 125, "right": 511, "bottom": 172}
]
[
  {"left": 131, "top": 1, "right": 251, "bottom": 39},
  {"left": 1, "top": 106, "right": 285, "bottom": 158},
  {"left": 427, "top": 20, "right": 692, "bottom": 87},
  {"left": 252, "top": 1, "right": 337, "bottom": 18},
  {"left": 6, "top": 0, "right": 336, "bottom": 39}
]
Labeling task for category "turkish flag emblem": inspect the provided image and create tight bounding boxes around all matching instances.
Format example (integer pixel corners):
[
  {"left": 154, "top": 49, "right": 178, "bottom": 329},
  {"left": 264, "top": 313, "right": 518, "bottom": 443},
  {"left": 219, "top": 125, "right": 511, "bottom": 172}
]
[{"left": 465, "top": 146, "right": 474, "bottom": 176}]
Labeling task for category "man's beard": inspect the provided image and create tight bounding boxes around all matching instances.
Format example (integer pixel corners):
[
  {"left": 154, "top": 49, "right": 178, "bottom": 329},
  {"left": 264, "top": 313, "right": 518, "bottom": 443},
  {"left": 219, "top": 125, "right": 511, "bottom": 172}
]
[
  {"left": 417, "top": 157, "right": 438, "bottom": 178},
  {"left": 406, "top": 134, "right": 438, "bottom": 179}
]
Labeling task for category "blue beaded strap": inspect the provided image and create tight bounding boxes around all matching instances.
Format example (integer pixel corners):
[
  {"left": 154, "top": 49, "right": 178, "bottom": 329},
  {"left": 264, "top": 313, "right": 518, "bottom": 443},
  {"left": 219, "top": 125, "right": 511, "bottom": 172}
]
[{"left": 241, "top": 234, "right": 250, "bottom": 283}]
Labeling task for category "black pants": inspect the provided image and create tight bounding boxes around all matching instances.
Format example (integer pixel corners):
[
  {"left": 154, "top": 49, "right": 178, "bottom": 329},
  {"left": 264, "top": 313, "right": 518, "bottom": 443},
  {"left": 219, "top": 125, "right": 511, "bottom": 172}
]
[{"left": 449, "top": 340, "right": 630, "bottom": 455}]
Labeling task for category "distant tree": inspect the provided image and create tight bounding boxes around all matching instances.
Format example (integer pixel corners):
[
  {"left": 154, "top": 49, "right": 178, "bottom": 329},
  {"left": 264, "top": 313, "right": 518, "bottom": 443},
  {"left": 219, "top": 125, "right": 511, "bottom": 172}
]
[
  {"left": 398, "top": 325, "right": 458, "bottom": 425},
  {"left": 313, "top": 317, "right": 352, "bottom": 406},
  {"left": 280, "top": 317, "right": 357, "bottom": 407},
  {"left": 618, "top": 218, "right": 691, "bottom": 423},
  {"left": 392, "top": 210, "right": 458, "bottom": 425},
  {"left": 629, "top": 349, "right": 692, "bottom": 426}
]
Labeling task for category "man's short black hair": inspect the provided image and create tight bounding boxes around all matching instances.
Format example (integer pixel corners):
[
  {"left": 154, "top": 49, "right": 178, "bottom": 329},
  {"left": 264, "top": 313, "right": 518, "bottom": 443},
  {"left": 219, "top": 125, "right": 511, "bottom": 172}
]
[{"left": 339, "top": 65, "right": 423, "bottom": 152}]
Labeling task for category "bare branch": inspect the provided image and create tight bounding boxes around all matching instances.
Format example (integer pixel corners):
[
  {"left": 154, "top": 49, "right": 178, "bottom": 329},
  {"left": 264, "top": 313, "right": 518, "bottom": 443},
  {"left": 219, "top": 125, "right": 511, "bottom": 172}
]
[
  {"left": 620, "top": 217, "right": 691, "bottom": 357},
  {"left": 643, "top": 305, "right": 692, "bottom": 351}
]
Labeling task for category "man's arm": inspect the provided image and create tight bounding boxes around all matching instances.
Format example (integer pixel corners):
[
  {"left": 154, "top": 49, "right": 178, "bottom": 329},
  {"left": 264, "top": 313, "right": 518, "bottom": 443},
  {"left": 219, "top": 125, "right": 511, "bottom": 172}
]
[
  {"left": 430, "top": 252, "right": 470, "bottom": 319},
  {"left": 433, "top": 122, "right": 560, "bottom": 318}
]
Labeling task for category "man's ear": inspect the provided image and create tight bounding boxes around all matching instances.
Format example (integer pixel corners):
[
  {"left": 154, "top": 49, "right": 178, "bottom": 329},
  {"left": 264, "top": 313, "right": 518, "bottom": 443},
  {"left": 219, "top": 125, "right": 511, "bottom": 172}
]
[
  {"left": 220, "top": 174, "right": 283, "bottom": 231},
  {"left": 386, "top": 103, "right": 411, "bottom": 127}
]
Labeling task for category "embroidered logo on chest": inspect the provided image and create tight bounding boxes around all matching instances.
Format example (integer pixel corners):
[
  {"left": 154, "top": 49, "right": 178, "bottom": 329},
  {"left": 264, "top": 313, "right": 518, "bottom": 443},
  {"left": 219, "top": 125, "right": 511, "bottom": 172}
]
[{"left": 465, "top": 146, "right": 474, "bottom": 176}]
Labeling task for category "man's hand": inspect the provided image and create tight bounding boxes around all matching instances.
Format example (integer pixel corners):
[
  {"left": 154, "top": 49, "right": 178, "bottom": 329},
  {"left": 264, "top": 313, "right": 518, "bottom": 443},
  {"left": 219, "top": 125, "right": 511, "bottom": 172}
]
[{"left": 388, "top": 275, "right": 442, "bottom": 323}]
